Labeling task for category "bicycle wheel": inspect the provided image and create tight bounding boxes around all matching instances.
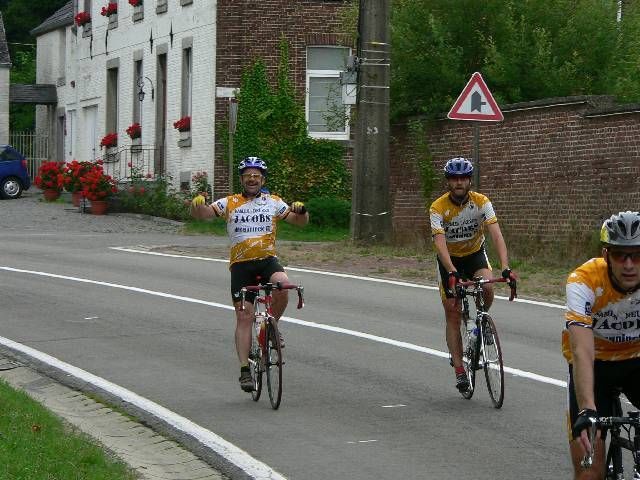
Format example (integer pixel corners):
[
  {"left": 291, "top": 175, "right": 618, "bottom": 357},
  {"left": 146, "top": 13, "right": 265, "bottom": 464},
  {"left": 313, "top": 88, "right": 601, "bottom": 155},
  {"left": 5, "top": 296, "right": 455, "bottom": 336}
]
[
  {"left": 265, "top": 320, "right": 283, "bottom": 409},
  {"left": 481, "top": 314, "right": 504, "bottom": 408},
  {"left": 459, "top": 318, "right": 478, "bottom": 400},
  {"left": 249, "top": 327, "right": 262, "bottom": 402}
]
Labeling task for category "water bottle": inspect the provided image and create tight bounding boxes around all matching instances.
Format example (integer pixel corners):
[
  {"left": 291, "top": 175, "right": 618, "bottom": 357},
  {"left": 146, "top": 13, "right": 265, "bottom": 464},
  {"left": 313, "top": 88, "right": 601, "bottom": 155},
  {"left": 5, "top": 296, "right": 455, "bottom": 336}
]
[
  {"left": 257, "top": 318, "right": 266, "bottom": 348},
  {"left": 469, "top": 326, "right": 479, "bottom": 353}
]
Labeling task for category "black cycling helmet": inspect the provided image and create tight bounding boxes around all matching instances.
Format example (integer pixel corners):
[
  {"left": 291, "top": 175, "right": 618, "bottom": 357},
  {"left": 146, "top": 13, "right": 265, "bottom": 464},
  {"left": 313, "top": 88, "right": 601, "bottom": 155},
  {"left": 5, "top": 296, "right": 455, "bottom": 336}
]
[
  {"left": 600, "top": 211, "right": 640, "bottom": 246},
  {"left": 238, "top": 156, "right": 267, "bottom": 175},
  {"left": 444, "top": 157, "right": 473, "bottom": 177}
]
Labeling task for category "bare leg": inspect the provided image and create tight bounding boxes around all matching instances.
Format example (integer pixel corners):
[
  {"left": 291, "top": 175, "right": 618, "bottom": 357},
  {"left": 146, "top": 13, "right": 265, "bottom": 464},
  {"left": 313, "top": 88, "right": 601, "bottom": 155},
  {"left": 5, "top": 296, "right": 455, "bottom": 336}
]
[
  {"left": 569, "top": 436, "right": 605, "bottom": 480},
  {"left": 443, "top": 296, "right": 463, "bottom": 368},
  {"left": 474, "top": 267, "right": 494, "bottom": 310},
  {"left": 269, "top": 271, "right": 290, "bottom": 321},
  {"left": 234, "top": 301, "right": 253, "bottom": 365}
]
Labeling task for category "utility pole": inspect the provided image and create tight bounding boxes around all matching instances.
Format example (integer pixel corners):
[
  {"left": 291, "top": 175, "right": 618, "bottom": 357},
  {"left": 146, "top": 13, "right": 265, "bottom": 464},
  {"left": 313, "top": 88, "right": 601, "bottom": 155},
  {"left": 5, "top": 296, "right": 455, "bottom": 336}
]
[{"left": 351, "top": 0, "right": 392, "bottom": 244}]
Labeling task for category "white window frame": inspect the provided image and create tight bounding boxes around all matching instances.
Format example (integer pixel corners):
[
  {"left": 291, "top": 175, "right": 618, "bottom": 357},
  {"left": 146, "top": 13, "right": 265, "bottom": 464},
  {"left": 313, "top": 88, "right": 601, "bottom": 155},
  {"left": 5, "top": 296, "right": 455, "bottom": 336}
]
[{"left": 306, "top": 47, "right": 351, "bottom": 141}]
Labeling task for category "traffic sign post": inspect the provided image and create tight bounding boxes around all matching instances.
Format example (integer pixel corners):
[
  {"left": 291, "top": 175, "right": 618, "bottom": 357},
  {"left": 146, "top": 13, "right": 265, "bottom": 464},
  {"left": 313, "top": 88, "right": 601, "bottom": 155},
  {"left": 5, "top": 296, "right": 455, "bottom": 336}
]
[{"left": 447, "top": 72, "right": 503, "bottom": 187}]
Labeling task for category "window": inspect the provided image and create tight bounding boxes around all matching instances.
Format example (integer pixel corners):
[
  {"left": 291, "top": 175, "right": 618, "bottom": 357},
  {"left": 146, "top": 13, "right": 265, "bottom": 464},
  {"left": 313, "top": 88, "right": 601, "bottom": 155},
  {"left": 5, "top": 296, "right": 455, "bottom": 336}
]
[
  {"left": 306, "top": 46, "right": 350, "bottom": 140},
  {"left": 133, "top": 60, "right": 142, "bottom": 125},
  {"left": 181, "top": 47, "right": 192, "bottom": 120},
  {"left": 106, "top": 67, "right": 119, "bottom": 137}
]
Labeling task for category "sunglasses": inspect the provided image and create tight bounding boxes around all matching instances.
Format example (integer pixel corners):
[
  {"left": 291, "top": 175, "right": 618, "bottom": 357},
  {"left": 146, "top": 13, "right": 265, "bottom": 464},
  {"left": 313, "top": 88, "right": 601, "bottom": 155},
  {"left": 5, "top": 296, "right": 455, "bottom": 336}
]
[
  {"left": 240, "top": 173, "right": 263, "bottom": 181},
  {"left": 607, "top": 249, "right": 640, "bottom": 264}
]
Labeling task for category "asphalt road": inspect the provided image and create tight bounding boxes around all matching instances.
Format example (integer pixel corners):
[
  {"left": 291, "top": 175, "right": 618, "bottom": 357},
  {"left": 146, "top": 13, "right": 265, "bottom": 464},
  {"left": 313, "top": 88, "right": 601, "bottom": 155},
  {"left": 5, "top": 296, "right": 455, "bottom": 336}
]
[{"left": 0, "top": 194, "right": 573, "bottom": 479}]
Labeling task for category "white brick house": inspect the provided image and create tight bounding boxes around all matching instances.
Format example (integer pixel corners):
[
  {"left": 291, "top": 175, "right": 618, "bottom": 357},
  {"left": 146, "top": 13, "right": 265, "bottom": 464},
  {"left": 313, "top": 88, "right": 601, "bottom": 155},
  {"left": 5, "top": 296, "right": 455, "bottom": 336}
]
[{"left": 32, "top": 0, "right": 216, "bottom": 189}]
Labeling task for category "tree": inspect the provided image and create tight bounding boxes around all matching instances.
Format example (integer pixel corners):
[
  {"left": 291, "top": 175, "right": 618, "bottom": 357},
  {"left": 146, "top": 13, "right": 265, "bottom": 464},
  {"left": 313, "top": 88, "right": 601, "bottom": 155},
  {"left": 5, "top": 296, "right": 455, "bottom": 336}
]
[{"left": 388, "top": 0, "right": 640, "bottom": 119}]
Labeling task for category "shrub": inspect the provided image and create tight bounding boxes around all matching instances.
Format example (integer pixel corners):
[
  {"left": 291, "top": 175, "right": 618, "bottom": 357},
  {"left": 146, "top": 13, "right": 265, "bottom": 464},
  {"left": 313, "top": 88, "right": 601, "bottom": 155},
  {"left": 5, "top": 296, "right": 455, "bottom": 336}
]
[{"left": 306, "top": 196, "right": 351, "bottom": 229}]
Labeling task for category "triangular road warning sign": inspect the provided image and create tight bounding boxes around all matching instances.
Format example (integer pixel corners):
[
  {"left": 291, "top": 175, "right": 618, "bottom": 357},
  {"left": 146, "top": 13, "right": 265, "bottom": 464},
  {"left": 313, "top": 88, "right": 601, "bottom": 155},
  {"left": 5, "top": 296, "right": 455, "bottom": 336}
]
[{"left": 447, "top": 72, "right": 504, "bottom": 121}]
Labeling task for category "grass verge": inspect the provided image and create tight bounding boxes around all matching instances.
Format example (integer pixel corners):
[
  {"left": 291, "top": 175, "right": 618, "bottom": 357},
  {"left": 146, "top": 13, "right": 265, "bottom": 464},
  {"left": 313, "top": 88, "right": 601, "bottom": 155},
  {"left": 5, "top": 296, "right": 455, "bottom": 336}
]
[{"left": 0, "top": 379, "right": 137, "bottom": 480}]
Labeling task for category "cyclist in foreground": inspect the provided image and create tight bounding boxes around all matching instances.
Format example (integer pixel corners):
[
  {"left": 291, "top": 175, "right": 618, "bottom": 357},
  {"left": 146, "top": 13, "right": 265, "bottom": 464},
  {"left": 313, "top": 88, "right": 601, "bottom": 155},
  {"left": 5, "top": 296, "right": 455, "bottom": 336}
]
[
  {"left": 429, "top": 157, "right": 516, "bottom": 393},
  {"left": 190, "top": 156, "right": 308, "bottom": 392},
  {"left": 564, "top": 211, "right": 640, "bottom": 479}
]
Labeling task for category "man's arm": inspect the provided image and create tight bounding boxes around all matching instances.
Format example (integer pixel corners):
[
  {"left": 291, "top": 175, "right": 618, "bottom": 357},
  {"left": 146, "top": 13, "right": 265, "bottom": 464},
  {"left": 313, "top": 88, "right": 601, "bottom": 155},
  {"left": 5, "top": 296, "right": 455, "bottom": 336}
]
[
  {"left": 485, "top": 222, "right": 509, "bottom": 270},
  {"left": 568, "top": 325, "right": 596, "bottom": 411},
  {"left": 284, "top": 210, "right": 309, "bottom": 226},
  {"left": 433, "top": 233, "right": 455, "bottom": 272},
  {"left": 189, "top": 195, "right": 218, "bottom": 220},
  {"left": 568, "top": 324, "right": 597, "bottom": 453}
]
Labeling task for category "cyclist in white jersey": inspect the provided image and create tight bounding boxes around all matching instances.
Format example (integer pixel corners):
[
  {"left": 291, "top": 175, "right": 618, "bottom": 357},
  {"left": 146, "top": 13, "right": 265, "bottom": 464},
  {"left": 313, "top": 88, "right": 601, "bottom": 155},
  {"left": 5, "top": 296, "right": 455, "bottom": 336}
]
[{"left": 190, "top": 157, "right": 308, "bottom": 392}]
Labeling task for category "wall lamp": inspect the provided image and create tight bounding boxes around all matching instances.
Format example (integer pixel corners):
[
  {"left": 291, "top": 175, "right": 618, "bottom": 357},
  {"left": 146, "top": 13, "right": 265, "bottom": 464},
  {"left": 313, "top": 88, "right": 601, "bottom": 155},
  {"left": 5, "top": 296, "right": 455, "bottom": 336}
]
[{"left": 137, "top": 76, "right": 155, "bottom": 102}]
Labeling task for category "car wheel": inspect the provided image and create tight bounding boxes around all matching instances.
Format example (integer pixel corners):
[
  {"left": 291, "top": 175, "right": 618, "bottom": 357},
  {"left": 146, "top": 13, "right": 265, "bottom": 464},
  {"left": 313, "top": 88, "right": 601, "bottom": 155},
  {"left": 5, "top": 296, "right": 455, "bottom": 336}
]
[{"left": 1, "top": 177, "right": 24, "bottom": 199}]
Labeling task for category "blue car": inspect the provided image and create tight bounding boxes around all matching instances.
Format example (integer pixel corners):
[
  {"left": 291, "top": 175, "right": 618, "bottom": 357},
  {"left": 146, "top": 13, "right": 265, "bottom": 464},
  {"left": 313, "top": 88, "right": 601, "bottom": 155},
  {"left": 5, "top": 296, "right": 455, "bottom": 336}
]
[{"left": 0, "top": 144, "right": 31, "bottom": 199}]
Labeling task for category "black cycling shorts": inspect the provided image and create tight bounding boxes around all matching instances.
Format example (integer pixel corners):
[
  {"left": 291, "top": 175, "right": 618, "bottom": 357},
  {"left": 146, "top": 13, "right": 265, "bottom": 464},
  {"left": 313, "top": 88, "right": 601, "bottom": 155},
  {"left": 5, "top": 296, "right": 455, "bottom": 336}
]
[
  {"left": 437, "top": 246, "right": 491, "bottom": 298},
  {"left": 230, "top": 256, "right": 285, "bottom": 304},
  {"left": 567, "top": 357, "right": 640, "bottom": 440}
]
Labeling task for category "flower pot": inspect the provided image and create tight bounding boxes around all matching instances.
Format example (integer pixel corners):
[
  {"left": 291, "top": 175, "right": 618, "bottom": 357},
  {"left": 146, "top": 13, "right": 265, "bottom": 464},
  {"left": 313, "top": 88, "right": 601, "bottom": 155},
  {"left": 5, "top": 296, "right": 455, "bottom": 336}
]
[
  {"left": 71, "top": 191, "right": 84, "bottom": 207},
  {"left": 90, "top": 200, "right": 109, "bottom": 215},
  {"left": 43, "top": 189, "right": 61, "bottom": 202}
]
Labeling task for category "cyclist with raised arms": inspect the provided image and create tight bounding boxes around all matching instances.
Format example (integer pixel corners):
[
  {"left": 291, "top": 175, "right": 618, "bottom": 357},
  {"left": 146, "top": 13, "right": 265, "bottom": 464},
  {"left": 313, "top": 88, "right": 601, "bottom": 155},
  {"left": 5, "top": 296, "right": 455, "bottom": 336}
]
[
  {"left": 429, "top": 157, "right": 516, "bottom": 393},
  {"left": 565, "top": 211, "right": 640, "bottom": 479},
  {"left": 190, "top": 156, "right": 308, "bottom": 392}
]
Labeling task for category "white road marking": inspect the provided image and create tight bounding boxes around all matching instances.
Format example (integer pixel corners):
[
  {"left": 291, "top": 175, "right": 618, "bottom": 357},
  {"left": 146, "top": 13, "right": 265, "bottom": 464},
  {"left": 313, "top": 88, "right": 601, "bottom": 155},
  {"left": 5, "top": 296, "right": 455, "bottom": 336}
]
[
  {"left": 110, "top": 247, "right": 564, "bottom": 310},
  {"left": 0, "top": 334, "right": 286, "bottom": 480},
  {"left": 0, "top": 265, "right": 567, "bottom": 388},
  {"left": 381, "top": 404, "right": 407, "bottom": 408},
  {"left": 347, "top": 440, "right": 378, "bottom": 444}
]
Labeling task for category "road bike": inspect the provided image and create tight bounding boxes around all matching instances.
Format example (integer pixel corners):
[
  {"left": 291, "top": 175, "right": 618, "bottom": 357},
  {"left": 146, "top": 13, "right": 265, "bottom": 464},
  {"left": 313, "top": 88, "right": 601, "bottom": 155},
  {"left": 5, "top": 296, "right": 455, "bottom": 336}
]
[
  {"left": 456, "top": 276, "right": 516, "bottom": 409},
  {"left": 240, "top": 281, "right": 304, "bottom": 410},
  {"left": 581, "top": 392, "right": 640, "bottom": 479}
]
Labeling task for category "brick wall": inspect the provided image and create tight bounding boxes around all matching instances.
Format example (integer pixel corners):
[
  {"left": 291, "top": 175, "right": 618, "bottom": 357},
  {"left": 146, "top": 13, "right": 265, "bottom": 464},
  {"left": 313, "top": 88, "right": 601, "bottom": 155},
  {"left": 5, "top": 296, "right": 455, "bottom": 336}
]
[
  {"left": 213, "top": 0, "right": 353, "bottom": 197},
  {"left": 390, "top": 96, "right": 640, "bottom": 247}
]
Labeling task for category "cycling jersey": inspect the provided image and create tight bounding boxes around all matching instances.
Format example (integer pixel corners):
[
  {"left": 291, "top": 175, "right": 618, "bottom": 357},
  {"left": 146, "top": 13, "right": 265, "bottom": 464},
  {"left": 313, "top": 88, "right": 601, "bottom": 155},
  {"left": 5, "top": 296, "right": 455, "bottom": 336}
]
[
  {"left": 563, "top": 257, "right": 640, "bottom": 362},
  {"left": 429, "top": 191, "right": 498, "bottom": 257},
  {"left": 212, "top": 192, "right": 290, "bottom": 266}
]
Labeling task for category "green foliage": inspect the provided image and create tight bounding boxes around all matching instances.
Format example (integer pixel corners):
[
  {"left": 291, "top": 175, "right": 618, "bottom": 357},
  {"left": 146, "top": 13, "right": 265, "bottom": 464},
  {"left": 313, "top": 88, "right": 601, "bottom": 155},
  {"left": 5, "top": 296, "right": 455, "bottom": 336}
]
[
  {"left": 407, "top": 119, "right": 438, "bottom": 201},
  {"left": 229, "top": 37, "right": 350, "bottom": 202},
  {"left": 9, "top": 49, "right": 36, "bottom": 130},
  {"left": 0, "top": 379, "right": 136, "bottom": 479},
  {"left": 306, "top": 196, "right": 351, "bottom": 229},
  {"left": 389, "top": 0, "right": 640, "bottom": 118},
  {"left": 115, "top": 174, "right": 190, "bottom": 221}
]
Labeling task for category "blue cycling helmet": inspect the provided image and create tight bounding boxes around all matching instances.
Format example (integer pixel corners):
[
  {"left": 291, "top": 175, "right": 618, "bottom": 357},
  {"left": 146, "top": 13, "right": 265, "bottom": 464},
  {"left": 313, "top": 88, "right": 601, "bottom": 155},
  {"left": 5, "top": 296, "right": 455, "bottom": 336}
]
[
  {"left": 444, "top": 157, "right": 474, "bottom": 177},
  {"left": 238, "top": 156, "right": 267, "bottom": 175}
]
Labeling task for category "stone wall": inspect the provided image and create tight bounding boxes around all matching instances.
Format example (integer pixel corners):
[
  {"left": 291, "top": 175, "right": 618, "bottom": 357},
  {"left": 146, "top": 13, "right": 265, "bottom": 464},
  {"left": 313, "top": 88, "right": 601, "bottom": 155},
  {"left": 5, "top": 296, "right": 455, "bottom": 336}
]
[{"left": 390, "top": 96, "right": 640, "bottom": 248}]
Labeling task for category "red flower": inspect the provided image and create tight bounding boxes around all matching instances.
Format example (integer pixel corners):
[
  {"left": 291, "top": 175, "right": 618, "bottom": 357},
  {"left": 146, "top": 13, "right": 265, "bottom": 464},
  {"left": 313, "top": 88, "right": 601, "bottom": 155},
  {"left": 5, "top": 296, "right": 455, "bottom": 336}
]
[
  {"left": 62, "top": 160, "right": 95, "bottom": 193},
  {"left": 100, "top": 132, "right": 118, "bottom": 148},
  {"left": 74, "top": 11, "right": 91, "bottom": 26},
  {"left": 128, "top": 0, "right": 142, "bottom": 6},
  {"left": 126, "top": 123, "right": 142, "bottom": 139},
  {"left": 34, "top": 161, "right": 65, "bottom": 191},
  {"left": 80, "top": 165, "right": 117, "bottom": 201},
  {"left": 100, "top": 2, "right": 118, "bottom": 16},
  {"left": 173, "top": 116, "right": 191, "bottom": 132}
]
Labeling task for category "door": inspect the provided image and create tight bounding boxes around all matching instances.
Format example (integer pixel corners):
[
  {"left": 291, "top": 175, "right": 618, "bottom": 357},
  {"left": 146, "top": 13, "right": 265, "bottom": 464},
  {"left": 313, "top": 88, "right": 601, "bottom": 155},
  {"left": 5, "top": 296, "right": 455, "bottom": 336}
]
[{"left": 83, "top": 105, "right": 98, "bottom": 161}]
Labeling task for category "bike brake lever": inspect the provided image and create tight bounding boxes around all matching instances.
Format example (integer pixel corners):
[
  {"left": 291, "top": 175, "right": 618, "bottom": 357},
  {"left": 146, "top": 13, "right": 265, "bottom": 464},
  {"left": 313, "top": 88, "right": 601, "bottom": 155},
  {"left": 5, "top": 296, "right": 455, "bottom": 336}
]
[
  {"left": 240, "top": 288, "right": 246, "bottom": 311},
  {"left": 580, "top": 418, "right": 597, "bottom": 468},
  {"left": 297, "top": 286, "right": 305, "bottom": 309}
]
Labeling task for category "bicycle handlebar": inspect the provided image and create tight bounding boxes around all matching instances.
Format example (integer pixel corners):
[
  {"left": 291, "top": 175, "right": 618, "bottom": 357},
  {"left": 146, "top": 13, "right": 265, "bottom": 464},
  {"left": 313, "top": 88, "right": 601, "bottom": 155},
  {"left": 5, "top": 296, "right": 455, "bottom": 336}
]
[
  {"left": 581, "top": 411, "right": 640, "bottom": 469},
  {"left": 457, "top": 277, "right": 517, "bottom": 301},
  {"left": 240, "top": 282, "right": 305, "bottom": 309}
]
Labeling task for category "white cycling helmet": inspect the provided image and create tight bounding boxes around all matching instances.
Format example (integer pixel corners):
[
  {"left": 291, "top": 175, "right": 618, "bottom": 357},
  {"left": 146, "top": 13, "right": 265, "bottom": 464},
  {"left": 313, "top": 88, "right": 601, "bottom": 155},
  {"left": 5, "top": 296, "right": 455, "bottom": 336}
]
[{"left": 600, "top": 211, "right": 640, "bottom": 246}]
